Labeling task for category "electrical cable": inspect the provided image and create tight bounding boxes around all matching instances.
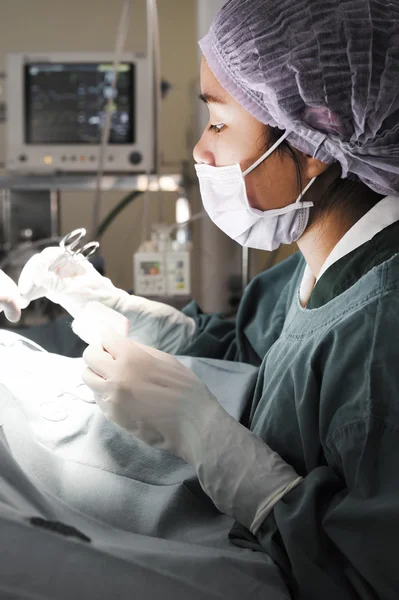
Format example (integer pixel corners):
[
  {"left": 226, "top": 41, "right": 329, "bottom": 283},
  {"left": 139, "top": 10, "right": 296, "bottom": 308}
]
[
  {"left": 93, "top": 0, "right": 163, "bottom": 247},
  {"left": 97, "top": 191, "right": 143, "bottom": 239},
  {"left": 140, "top": 0, "right": 162, "bottom": 247},
  {"left": 91, "top": 0, "right": 133, "bottom": 239},
  {"left": 147, "top": 0, "right": 161, "bottom": 175},
  {"left": 96, "top": 192, "right": 204, "bottom": 241},
  {"left": 166, "top": 211, "right": 206, "bottom": 236}
]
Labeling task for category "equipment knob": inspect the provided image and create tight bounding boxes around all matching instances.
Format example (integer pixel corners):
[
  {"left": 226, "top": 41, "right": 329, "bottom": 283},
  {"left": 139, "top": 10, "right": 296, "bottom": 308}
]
[{"left": 129, "top": 151, "right": 143, "bottom": 165}]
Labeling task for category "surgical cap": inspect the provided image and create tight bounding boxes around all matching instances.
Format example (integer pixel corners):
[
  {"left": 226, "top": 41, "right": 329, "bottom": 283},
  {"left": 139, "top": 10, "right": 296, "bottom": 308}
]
[{"left": 199, "top": 0, "right": 399, "bottom": 196}]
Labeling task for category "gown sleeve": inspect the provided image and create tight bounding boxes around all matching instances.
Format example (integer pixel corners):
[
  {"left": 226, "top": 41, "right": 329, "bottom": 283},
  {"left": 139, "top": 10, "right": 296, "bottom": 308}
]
[
  {"left": 180, "top": 300, "right": 239, "bottom": 361},
  {"left": 262, "top": 417, "right": 399, "bottom": 600},
  {"left": 181, "top": 252, "right": 304, "bottom": 364}
]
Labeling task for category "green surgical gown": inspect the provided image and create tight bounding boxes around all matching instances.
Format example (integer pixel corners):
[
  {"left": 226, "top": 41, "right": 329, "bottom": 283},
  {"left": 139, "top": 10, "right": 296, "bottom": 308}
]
[{"left": 182, "top": 219, "right": 399, "bottom": 600}]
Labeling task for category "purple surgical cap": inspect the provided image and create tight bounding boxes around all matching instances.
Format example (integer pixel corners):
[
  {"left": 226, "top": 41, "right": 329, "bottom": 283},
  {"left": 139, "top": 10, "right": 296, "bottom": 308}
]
[{"left": 199, "top": 0, "right": 399, "bottom": 196}]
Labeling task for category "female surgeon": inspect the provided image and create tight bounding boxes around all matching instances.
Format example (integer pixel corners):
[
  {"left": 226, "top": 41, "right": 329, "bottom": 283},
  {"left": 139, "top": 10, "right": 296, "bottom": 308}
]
[{"left": 9, "top": 0, "right": 399, "bottom": 598}]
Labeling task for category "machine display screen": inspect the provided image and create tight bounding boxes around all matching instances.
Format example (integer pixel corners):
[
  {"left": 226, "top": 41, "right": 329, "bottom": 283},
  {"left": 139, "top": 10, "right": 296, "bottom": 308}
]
[
  {"left": 140, "top": 261, "right": 161, "bottom": 276},
  {"left": 24, "top": 62, "right": 135, "bottom": 144}
]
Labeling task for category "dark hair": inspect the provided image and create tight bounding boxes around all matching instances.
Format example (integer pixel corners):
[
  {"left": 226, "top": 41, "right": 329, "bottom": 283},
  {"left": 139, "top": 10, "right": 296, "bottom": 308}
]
[{"left": 266, "top": 126, "right": 383, "bottom": 221}]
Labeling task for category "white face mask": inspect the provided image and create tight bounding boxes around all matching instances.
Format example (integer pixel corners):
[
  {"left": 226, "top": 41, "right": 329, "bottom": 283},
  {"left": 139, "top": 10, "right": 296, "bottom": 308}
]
[{"left": 195, "top": 131, "right": 316, "bottom": 251}]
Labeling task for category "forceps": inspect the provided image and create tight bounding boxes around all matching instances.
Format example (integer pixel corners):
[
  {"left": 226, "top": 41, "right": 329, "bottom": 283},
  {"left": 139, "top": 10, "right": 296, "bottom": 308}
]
[{"left": 49, "top": 228, "right": 100, "bottom": 272}]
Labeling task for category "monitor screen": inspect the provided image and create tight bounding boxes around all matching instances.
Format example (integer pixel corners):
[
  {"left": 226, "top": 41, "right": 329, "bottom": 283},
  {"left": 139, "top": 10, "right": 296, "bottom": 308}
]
[{"left": 25, "top": 62, "right": 135, "bottom": 144}]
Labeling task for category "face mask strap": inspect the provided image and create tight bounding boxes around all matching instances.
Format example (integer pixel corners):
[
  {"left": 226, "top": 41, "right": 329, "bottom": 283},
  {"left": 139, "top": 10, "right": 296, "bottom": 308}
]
[
  {"left": 242, "top": 130, "right": 290, "bottom": 177},
  {"left": 295, "top": 176, "right": 317, "bottom": 204},
  {"left": 246, "top": 174, "right": 317, "bottom": 217}
]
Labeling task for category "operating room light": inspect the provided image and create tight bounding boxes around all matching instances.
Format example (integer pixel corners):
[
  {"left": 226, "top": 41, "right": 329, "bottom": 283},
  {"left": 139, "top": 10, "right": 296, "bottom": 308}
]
[
  {"left": 176, "top": 196, "right": 191, "bottom": 224},
  {"left": 136, "top": 175, "right": 180, "bottom": 192}
]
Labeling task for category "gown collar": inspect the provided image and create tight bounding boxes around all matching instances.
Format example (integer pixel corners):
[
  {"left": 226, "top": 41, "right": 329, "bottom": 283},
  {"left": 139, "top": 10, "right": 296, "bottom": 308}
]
[{"left": 300, "top": 195, "right": 399, "bottom": 305}]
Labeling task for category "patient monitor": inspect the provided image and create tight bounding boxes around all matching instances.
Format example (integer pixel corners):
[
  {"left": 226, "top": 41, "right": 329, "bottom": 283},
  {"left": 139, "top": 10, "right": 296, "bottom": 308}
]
[{"left": 6, "top": 52, "right": 154, "bottom": 174}]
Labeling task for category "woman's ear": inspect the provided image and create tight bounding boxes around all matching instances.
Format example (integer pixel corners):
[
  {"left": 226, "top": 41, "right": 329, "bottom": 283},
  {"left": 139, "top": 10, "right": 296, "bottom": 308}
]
[{"left": 302, "top": 155, "right": 331, "bottom": 179}]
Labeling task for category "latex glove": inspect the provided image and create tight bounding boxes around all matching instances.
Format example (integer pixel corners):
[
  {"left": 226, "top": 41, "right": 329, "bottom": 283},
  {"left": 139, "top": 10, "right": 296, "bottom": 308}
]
[
  {"left": 0, "top": 270, "right": 26, "bottom": 323},
  {"left": 18, "top": 247, "right": 119, "bottom": 319},
  {"left": 82, "top": 329, "right": 302, "bottom": 533},
  {"left": 18, "top": 246, "right": 196, "bottom": 353}
]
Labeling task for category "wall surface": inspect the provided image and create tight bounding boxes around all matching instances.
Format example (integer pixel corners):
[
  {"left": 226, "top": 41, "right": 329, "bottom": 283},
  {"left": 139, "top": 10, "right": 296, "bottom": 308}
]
[{"left": 0, "top": 0, "right": 199, "bottom": 293}]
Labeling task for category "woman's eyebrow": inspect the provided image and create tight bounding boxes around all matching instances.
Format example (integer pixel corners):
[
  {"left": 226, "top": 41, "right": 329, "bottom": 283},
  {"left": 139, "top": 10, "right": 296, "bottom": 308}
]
[{"left": 199, "top": 92, "right": 227, "bottom": 105}]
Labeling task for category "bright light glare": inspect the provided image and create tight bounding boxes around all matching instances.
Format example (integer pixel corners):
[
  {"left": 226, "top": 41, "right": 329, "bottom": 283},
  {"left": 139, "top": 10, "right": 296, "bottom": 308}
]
[
  {"left": 159, "top": 176, "right": 179, "bottom": 192},
  {"left": 135, "top": 175, "right": 181, "bottom": 192},
  {"left": 176, "top": 196, "right": 191, "bottom": 223},
  {"left": 137, "top": 175, "right": 149, "bottom": 191}
]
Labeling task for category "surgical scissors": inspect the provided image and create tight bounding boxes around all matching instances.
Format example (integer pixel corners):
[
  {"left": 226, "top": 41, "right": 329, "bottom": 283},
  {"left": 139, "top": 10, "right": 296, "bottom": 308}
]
[{"left": 49, "top": 228, "right": 100, "bottom": 272}]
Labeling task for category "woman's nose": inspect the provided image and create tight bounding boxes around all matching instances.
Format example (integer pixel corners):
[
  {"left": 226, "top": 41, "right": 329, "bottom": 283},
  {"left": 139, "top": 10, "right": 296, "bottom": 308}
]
[{"left": 193, "top": 134, "right": 215, "bottom": 165}]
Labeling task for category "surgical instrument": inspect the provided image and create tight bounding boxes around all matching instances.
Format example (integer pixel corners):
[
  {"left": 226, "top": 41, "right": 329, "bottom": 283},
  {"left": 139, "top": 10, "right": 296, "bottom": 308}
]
[{"left": 49, "top": 228, "right": 100, "bottom": 272}]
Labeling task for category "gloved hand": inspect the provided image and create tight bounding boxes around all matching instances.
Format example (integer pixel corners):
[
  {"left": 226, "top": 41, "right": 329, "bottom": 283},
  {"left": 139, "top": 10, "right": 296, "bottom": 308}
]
[
  {"left": 82, "top": 329, "right": 302, "bottom": 533},
  {"left": 18, "top": 246, "right": 196, "bottom": 353},
  {"left": 0, "top": 269, "right": 27, "bottom": 323},
  {"left": 18, "top": 247, "right": 118, "bottom": 318}
]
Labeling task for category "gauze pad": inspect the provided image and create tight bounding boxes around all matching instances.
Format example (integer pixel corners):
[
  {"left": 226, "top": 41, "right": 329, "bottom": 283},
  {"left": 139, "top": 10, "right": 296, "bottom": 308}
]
[{"left": 72, "top": 301, "right": 129, "bottom": 346}]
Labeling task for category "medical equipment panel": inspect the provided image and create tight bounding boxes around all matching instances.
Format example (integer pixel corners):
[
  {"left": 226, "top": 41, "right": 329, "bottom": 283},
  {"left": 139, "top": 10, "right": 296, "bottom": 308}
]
[
  {"left": 6, "top": 52, "right": 154, "bottom": 173},
  {"left": 134, "top": 250, "right": 190, "bottom": 296}
]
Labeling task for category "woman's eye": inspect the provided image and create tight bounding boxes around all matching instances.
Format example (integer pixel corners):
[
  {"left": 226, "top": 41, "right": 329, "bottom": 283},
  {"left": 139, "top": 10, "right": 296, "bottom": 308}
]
[{"left": 208, "top": 123, "right": 225, "bottom": 134}]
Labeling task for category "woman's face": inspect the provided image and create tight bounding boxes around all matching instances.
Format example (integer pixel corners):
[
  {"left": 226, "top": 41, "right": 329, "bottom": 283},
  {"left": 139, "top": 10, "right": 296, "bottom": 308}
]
[{"left": 193, "top": 58, "right": 309, "bottom": 211}]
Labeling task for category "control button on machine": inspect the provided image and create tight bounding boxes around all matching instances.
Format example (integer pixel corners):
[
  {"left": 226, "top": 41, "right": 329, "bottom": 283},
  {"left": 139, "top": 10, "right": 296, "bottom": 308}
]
[{"left": 129, "top": 151, "right": 143, "bottom": 165}]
